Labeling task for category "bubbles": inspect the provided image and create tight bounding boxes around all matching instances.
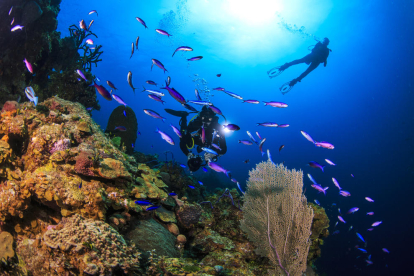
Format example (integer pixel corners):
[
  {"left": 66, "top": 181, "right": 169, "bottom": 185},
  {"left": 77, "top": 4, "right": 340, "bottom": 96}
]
[
  {"left": 275, "top": 12, "right": 316, "bottom": 40},
  {"left": 191, "top": 74, "right": 213, "bottom": 102}
]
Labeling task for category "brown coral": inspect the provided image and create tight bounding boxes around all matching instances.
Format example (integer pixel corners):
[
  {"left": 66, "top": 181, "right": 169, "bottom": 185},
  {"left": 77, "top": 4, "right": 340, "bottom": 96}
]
[
  {"left": 176, "top": 203, "right": 202, "bottom": 229},
  {"left": 0, "top": 231, "right": 14, "bottom": 262}
]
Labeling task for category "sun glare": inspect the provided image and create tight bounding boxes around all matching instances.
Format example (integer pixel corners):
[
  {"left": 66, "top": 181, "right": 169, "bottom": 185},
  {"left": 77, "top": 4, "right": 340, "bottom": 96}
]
[{"left": 225, "top": 0, "right": 283, "bottom": 25}]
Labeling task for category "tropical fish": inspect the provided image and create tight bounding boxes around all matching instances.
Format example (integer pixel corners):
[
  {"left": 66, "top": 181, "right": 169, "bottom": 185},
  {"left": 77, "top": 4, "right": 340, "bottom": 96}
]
[
  {"left": 170, "top": 124, "right": 182, "bottom": 138},
  {"left": 256, "top": 132, "right": 263, "bottom": 140},
  {"left": 76, "top": 69, "right": 87, "bottom": 81},
  {"left": 247, "top": 131, "right": 258, "bottom": 144},
  {"left": 312, "top": 184, "right": 329, "bottom": 195},
  {"left": 23, "top": 59, "right": 33, "bottom": 73},
  {"left": 243, "top": 99, "right": 260, "bottom": 104},
  {"left": 112, "top": 94, "right": 127, "bottom": 106},
  {"left": 107, "top": 80, "right": 118, "bottom": 90},
  {"left": 88, "top": 10, "right": 98, "bottom": 16},
  {"left": 279, "top": 145, "right": 285, "bottom": 153},
  {"left": 223, "top": 90, "right": 243, "bottom": 100},
  {"left": 11, "top": 25, "right": 24, "bottom": 32},
  {"left": 263, "top": 101, "right": 288, "bottom": 108},
  {"left": 136, "top": 36, "right": 139, "bottom": 50},
  {"left": 213, "top": 87, "right": 225, "bottom": 91},
  {"left": 347, "top": 207, "right": 359, "bottom": 214},
  {"left": 308, "top": 161, "right": 325, "bottom": 171},
  {"left": 146, "top": 206, "right": 160, "bottom": 211},
  {"left": 202, "top": 167, "right": 208, "bottom": 172},
  {"left": 223, "top": 124, "right": 240, "bottom": 131},
  {"left": 92, "top": 83, "right": 112, "bottom": 101},
  {"left": 79, "top": 19, "right": 87, "bottom": 30},
  {"left": 366, "top": 212, "right": 374, "bottom": 215},
  {"left": 151, "top": 59, "right": 168, "bottom": 73},
  {"left": 349, "top": 226, "right": 353, "bottom": 231},
  {"left": 202, "top": 147, "right": 218, "bottom": 155},
  {"left": 332, "top": 230, "right": 340, "bottom": 235},
  {"left": 162, "top": 85, "right": 186, "bottom": 104},
  {"left": 148, "top": 94, "right": 165, "bottom": 104},
  {"left": 332, "top": 178, "right": 342, "bottom": 190},
  {"left": 356, "top": 233, "right": 365, "bottom": 242},
  {"left": 278, "top": 124, "right": 290, "bottom": 128},
  {"left": 156, "top": 128, "right": 174, "bottom": 145},
  {"left": 382, "top": 248, "right": 389, "bottom": 253},
  {"left": 239, "top": 140, "right": 253, "bottom": 145},
  {"left": 209, "top": 105, "right": 222, "bottom": 115},
  {"left": 244, "top": 159, "right": 250, "bottom": 164},
  {"left": 130, "top": 42, "right": 134, "bottom": 58},
  {"left": 372, "top": 221, "right": 382, "bottom": 227},
  {"left": 135, "top": 200, "right": 152, "bottom": 206},
  {"left": 365, "top": 197, "right": 374, "bottom": 202},
  {"left": 217, "top": 74, "right": 221, "bottom": 77},
  {"left": 366, "top": 260, "right": 373, "bottom": 265},
  {"left": 314, "top": 199, "right": 320, "bottom": 206},
  {"left": 156, "top": 29, "right": 172, "bottom": 37},
  {"left": 143, "top": 88, "right": 165, "bottom": 97},
  {"left": 357, "top": 248, "right": 367, "bottom": 253},
  {"left": 123, "top": 110, "right": 126, "bottom": 117},
  {"left": 307, "top": 174, "right": 318, "bottom": 185},
  {"left": 259, "top": 138, "right": 266, "bottom": 156},
  {"left": 334, "top": 221, "right": 338, "bottom": 227},
  {"left": 172, "top": 46, "right": 193, "bottom": 57},
  {"left": 301, "top": 130, "right": 315, "bottom": 144},
  {"left": 183, "top": 103, "right": 197, "bottom": 112},
  {"left": 338, "top": 216, "right": 346, "bottom": 223},
  {"left": 212, "top": 143, "right": 221, "bottom": 150},
  {"left": 237, "top": 182, "right": 245, "bottom": 194},
  {"left": 10, "top": 18, "right": 15, "bottom": 25},
  {"left": 127, "top": 71, "right": 136, "bottom": 93},
  {"left": 188, "top": 100, "right": 212, "bottom": 106},
  {"left": 78, "top": 181, "right": 82, "bottom": 189},
  {"left": 198, "top": 181, "right": 203, "bottom": 185},
  {"left": 146, "top": 80, "right": 156, "bottom": 86},
  {"left": 87, "top": 20, "right": 94, "bottom": 30},
  {"left": 195, "top": 89, "right": 202, "bottom": 100},
  {"left": 180, "top": 164, "right": 186, "bottom": 168},
  {"left": 351, "top": 174, "right": 354, "bottom": 177},
  {"left": 367, "top": 228, "right": 374, "bottom": 231},
  {"left": 136, "top": 17, "right": 148, "bottom": 28},
  {"left": 201, "top": 125, "right": 205, "bottom": 144},
  {"left": 169, "top": 192, "right": 177, "bottom": 196},
  {"left": 85, "top": 39, "right": 93, "bottom": 45},
  {"left": 208, "top": 162, "right": 231, "bottom": 177},
  {"left": 144, "top": 109, "right": 166, "bottom": 122},
  {"left": 339, "top": 190, "right": 351, "bottom": 197},
  {"left": 114, "top": 126, "right": 126, "bottom": 131},
  {"left": 315, "top": 141, "right": 335, "bottom": 149},
  {"left": 9, "top": 6, "right": 13, "bottom": 15},
  {"left": 187, "top": 56, "right": 203, "bottom": 61},
  {"left": 167, "top": 76, "right": 171, "bottom": 86},
  {"left": 325, "top": 159, "right": 336, "bottom": 166},
  {"left": 257, "top": 122, "right": 278, "bottom": 127},
  {"left": 188, "top": 185, "right": 195, "bottom": 189},
  {"left": 25, "top": 87, "right": 38, "bottom": 106},
  {"left": 267, "top": 149, "right": 275, "bottom": 164}
]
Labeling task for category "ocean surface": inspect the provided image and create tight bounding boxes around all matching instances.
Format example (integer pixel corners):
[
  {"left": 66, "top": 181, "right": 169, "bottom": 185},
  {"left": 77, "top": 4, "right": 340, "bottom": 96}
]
[{"left": 54, "top": 0, "right": 414, "bottom": 275}]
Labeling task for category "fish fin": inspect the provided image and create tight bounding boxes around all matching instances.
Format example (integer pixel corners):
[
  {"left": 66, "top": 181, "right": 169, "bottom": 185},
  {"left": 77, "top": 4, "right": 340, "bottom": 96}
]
[
  {"left": 322, "top": 166, "right": 325, "bottom": 172},
  {"left": 142, "top": 86, "right": 146, "bottom": 92},
  {"left": 172, "top": 51, "right": 176, "bottom": 57},
  {"left": 162, "top": 118, "right": 166, "bottom": 123},
  {"left": 226, "top": 171, "right": 231, "bottom": 178}
]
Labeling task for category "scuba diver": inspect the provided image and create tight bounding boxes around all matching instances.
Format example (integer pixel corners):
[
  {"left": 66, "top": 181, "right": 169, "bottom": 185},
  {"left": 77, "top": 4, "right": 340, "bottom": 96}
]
[
  {"left": 165, "top": 106, "right": 227, "bottom": 172},
  {"left": 268, "top": 37, "right": 332, "bottom": 94}
]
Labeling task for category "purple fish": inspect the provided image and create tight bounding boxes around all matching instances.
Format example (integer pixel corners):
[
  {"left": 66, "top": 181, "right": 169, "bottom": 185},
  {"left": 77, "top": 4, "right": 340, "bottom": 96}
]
[
  {"left": 92, "top": 83, "right": 112, "bottom": 101},
  {"left": 325, "top": 159, "right": 336, "bottom": 166},
  {"left": 136, "top": 36, "right": 140, "bottom": 49},
  {"left": 209, "top": 105, "right": 222, "bottom": 115},
  {"left": 339, "top": 190, "right": 351, "bottom": 197},
  {"left": 311, "top": 184, "right": 329, "bottom": 195},
  {"left": 256, "top": 132, "right": 263, "bottom": 140},
  {"left": 76, "top": 69, "right": 87, "bottom": 81},
  {"left": 161, "top": 84, "right": 186, "bottom": 104},
  {"left": 187, "top": 56, "right": 203, "bottom": 61},
  {"left": 208, "top": 162, "right": 230, "bottom": 177},
  {"left": 239, "top": 140, "right": 253, "bottom": 145},
  {"left": 156, "top": 29, "right": 172, "bottom": 37},
  {"left": 315, "top": 141, "right": 335, "bottom": 149},
  {"left": 223, "top": 124, "right": 240, "bottom": 131},
  {"left": 170, "top": 124, "right": 182, "bottom": 138},
  {"left": 259, "top": 138, "right": 266, "bottom": 156},
  {"left": 263, "top": 101, "right": 288, "bottom": 108},
  {"left": 278, "top": 124, "right": 290, "bottom": 128},
  {"left": 151, "top": 59, "right": 168, "bottom": 73},
  {"left": 146, "top": 80, "right": 157, "bottom": 85},
  {"left": 307, "top": 174, "right": 318, "bottom": 185},
  {"left": 88, "top": 10, "right": 98, "bottom": 16},
  {"left": 211, "top": 143, "right": 221, "bottom": 150},
  {"left": 201, "top": 125, "right": 205, "bottom": 144},
  {"left": 347, "top": 207, "right": 359, "bottom": 214},
  {"left": 188, "top": 100, "right": 212, "bottom": 106},
  {"left": 136, "top": 17, "right": 147, "bottom": 28},
  {"left": 338, "top": 216, "right": 346, "bottom": 223},
  {"left": 23, "top": 59, "right": 33, "bottom": 73},
  {"left": 242, "top": 99, "right": 260, "bottom": 104},
  {"left": 112, "top": 94, "right": 127, "bottom": 106},
  {"left": 172, "top": 46, "right": 193, "bottom": 57},
  {"left": 148, "top": 94, "right": 165, "bottom": 104},
  {"left": 372, "top": 221, "right": 382, "bottom": 227},
  {"left": 107, "top": 80, "right": 118, "bottom": 90},
  {"left": 382, "top": 248, "right": 389, "bottom": 253},
  {"left": 9, "top": 6, "right": 13, "bottom": 15},
  {"left": 195, "top": 89, "right": 202, "bottom": 100},
  {"left": 332, "top": 178, "right": 342, "bottom": 190},
  {"left": 367, "top": 228, "right": 374, "bottom": 231},
  {"left": 223, "top": 90, "right": 243, "bottom": 100},
  {"left": 114, "top": 126, "right": 126, "bottom": 131},
  {"left": 257, "top": 122, "right": 278, "bottom": 127},
  {"left": 143, "top": 109, "right": 166, "bottom": 122},
  {"left": 365, "top": 197, "right": 374, "bottom": 202},
  {"left": 247, "top": 131, "right": 258, "bottom": 144},
  {"left": 308, "top": 161, "right": 325, "bottom": 172},
  {"left": 11, "top": 25, "right": 24, "bottom": 32},
  {"left": 156, "top": 128, "right": 174, "bottom": 145},
  {"left": 213, "top": 87, "right": 225, "bottom": 91},
  {"left": 366, "top": 212, "right": 374, "bottom": 215},
  {"left": 301, "top": 130, "right": 315, "bottom": 144}
]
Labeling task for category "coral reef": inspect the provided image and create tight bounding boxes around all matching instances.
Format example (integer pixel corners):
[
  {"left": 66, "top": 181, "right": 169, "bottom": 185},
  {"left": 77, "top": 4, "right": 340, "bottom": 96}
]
[
  {"left": 0, "top": 231, "right": 15, "bottom": 262},
  {"left": 307, "top": 203, "right": 330, "bottom": 266}
]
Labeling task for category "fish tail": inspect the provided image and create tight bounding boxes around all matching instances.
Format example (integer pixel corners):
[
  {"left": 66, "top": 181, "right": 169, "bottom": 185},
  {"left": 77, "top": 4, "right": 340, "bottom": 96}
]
[
  {"left": 172, "top": 51, "right": 176, "bottom": 57},
  {"left": 142, "top": 86, "right": 146, "bottom": 92},
  {"left": 225, "top": 171, "right": 231, "bottom": 178},
  {"left": 162, "top": 118, "right": 166, "bottom": 123},
  {"left": 322, "top": 166, "right": 325, "bottom": 172}
]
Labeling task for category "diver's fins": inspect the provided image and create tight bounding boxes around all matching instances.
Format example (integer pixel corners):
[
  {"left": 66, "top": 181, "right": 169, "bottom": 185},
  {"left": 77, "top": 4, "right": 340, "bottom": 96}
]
[
  {"left": 279, "top": 81, "right": 295, "bottom": 95},
  {"left": 164, "top": 108, "right": 190, "bottom": 117},
  {"left": 267, "top": 66, "right": 285, "bottom": 79}
]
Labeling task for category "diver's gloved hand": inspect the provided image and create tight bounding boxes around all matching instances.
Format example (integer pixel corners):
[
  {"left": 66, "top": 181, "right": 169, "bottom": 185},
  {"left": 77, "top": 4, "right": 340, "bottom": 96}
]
[
  {"left": 187, "top": 153, "right": 195, "bottom": 160},
  {"left": 204, "top": 153, "right": 217, "bottom": 163},
  {"left": 290, "top": 78, "right": 299, "bottom": 86}
]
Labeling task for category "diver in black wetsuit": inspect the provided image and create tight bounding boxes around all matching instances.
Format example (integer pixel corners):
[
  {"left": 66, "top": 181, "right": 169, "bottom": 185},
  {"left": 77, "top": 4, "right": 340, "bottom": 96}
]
[
  {"left": 281, "top": 38, "right": 331, "bottom": 86},
  {"left": 167, "top": 106, "right": 227, "bottom": 172}
]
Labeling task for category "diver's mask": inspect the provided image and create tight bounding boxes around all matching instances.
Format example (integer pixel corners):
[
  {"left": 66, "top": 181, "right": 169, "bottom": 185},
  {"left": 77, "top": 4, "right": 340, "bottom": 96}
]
[
  {"left": 187, "top": 156, "right": 202, "bottom": 172},
  {"left": 201, "top": 116, "right": 213, "bottom": 126}
]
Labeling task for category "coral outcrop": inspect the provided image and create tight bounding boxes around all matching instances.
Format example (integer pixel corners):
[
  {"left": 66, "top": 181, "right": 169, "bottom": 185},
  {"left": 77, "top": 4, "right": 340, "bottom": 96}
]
[{"left": 0, "top": 231, "right": 14, "bottom": 262}]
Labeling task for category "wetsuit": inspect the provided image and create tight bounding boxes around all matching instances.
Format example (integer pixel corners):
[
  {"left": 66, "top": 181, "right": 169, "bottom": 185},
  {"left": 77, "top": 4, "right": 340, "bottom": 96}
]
[
  {"left": 285, "top": 42, "right": 330, "bottom": 82},
  {"left": 179, "top": 114, "right": 227, "bottom": 156}
]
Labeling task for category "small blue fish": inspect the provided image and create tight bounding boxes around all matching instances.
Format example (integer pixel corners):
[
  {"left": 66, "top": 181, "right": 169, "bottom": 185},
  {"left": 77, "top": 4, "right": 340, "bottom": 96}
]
[
  {"left": 86, "top": 107, "right": 93, "bottom": 111},
  {"left": 314, "top": 199, "right": 320, "bottom": 206},
  {"left": 146, "top": 206, "right": 161, "bottom": 211},
  {"left": 138, "top": 132, "right": 141, "bottom": 135},
  {"left": 357, "top": 248, "right": 367, "bottom": 253},
  {"left": 188, "top": 185, "right": 195, "bottom": 189},
  {"left": 237, "top": 182, "right": 245, "bottom": 194},
  {"left": 202, "top": 167, "right": 208, "bottom": 172},
  {"left": 78, "top": 181, "right": 82, "bottom": 189},
  {"left": 123, "top": 110, "right": 126, "bottom": 117},
  {"left": 131, "top": 143, "right": 134, "bottom": 148},
  {"left": 135, "top": 200, "right": 152, "bottom": 206},
  {"left": 169, "top": 192, "right": 177, "bottom": 196},
  {"left": 356, "top": 233, "right": 365, "bottom": 243},
  {"left": 198, "top": 181, "right": 203, "bottom": 185},
  {"left": 180, "top": 164, "right": 187, "bottom": 168}
]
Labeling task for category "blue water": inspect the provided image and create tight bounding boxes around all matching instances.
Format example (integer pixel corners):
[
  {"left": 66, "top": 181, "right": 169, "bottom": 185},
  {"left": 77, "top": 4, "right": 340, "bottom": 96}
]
[{"left": 57, "top": 1, "right": 414, "bottom": 275}]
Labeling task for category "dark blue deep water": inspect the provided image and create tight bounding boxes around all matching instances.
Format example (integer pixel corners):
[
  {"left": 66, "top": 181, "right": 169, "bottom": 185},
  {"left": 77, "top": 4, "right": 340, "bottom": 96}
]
[{"left": 56, "top": 1, "right": 414, "bottom": 275}]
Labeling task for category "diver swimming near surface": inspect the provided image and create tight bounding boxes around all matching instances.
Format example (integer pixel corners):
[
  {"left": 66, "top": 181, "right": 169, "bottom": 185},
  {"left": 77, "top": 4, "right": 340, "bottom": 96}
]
[
  {"left": 165, "top": 106, "right": 227, "bottom": 172},
  {"left": 268, "top": 37, "right": 332, "bottom": 94}
]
